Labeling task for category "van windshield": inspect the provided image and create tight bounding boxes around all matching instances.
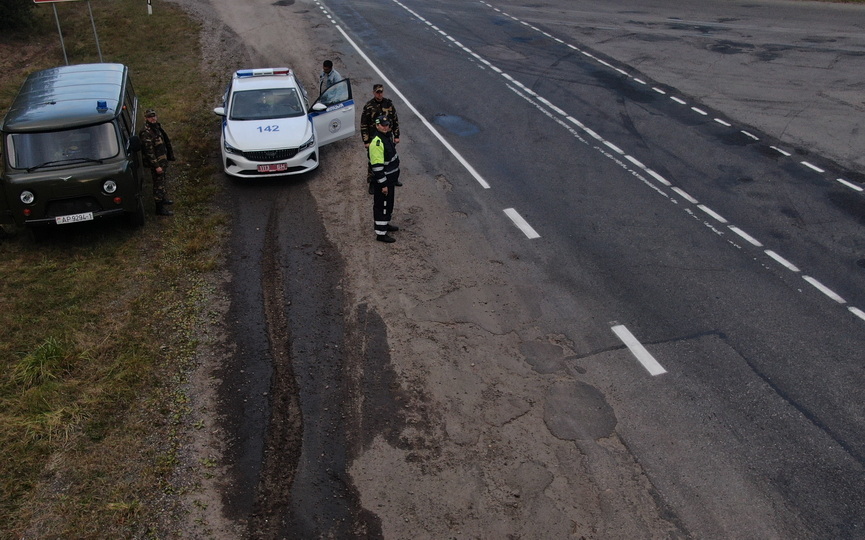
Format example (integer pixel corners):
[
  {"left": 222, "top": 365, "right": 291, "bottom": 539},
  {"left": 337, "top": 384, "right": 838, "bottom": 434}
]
[{"left": 6, "top": 122, "right": 120, "bottom": 170}]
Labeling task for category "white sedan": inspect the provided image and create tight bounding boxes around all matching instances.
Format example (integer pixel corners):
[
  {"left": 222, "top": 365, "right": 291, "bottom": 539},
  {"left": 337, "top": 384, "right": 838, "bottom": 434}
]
[{"left": 213, "top": 67, "right": 355, "bottom": 177}]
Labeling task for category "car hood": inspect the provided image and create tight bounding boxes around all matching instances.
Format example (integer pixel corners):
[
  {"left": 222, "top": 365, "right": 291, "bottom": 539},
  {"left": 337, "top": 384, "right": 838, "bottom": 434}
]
[{"left": 223, "top": 115, "right": 312, "bottom": 151}]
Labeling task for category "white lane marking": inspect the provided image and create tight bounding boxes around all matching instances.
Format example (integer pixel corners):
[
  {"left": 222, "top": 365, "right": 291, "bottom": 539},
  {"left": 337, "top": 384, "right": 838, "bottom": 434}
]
[
  {"left": 697, "top": 204, "right": 728, "bottom": 224},
  {"left": 803, "top": 276, "right": 846, "bottom": 304},
  {"left": 672, "top": 187, "right": 698, "bottom": 204},
  {"left": 611, "top": 325, "right": 667, "bottom": 376},
  {"left": 714, "top": 118, "right": 732, "bottom": 127},
  {"left": 633, "top": 78, "right": 646, "bottom": 85},
  {"left": 801, "top": 161, "right": 825, "bottom": 173},
  {"left": 671, "top": 96, "right": 687, "bottom": 105},
  {"left": 770, "top": 146, "right": 791, "bottom": 157},
  {"left": 691, "top": 107, "right": 708, "bottom": 115},
  {"left": 741, "top": 130, "right": 759, "bottom": 140},
  {"left": 503, "top": 208, "right": 541, "bottom": 239},
  {"left": 333, "top": 24, "right": 491, "bottom": 189},
  {"left": 604, "top": 141, "right": 624, "bottom": 154},
  {"left": 625, "top": 155, "right": 646, "bottom": 169},
  {"left": 728, "top": 226, "right": 763, "bottom": 247},
  {"left": 836, "top": 178, "right": 864, "bottom": 192},
  {"left": 652, "top": 87, "right": 666, "bottom": 95},
  {"left": 765, "top": 250, "right": 800, "bottom": 272},
  {"left": 646, "top": 169, "right": 672, "bottom": 186},
  {"left": 849, "top": 307, "right": 865, "bottom": 321}
]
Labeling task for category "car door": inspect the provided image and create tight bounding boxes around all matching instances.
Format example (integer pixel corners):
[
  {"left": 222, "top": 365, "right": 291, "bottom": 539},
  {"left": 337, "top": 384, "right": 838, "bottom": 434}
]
[{"left": 309, "top": 78, "right": 355, "bottom": 147}]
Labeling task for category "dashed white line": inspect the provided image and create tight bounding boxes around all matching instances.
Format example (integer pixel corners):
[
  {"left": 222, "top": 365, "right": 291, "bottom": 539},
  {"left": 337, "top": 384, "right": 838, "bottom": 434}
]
[
  {"left": 728, "top": 226, "right": 763, "bottom": 247},
  {"left": 801, "top": 161, "right": 825, "bottom": 173},
  {"left": 836, "top": 178, "right": 863, "bottom": 192},
  {"left": 697, "top": 204, "right": 728, "bottom": 224},
  {"left": 671, "top": 96, "right": 687, "bottom": 105},
  {"left": 646, "top": 169, "right": 672, "bottom": 186},
  {"left": 770, "top": 146, "right": 791, "bottom": 157},
  {"left": 714, "top": 118, "right": 732, "bottom": 127},
  {"left": 741, "top": 130, "right": 759, "bottom": 141},
  {"left": 691, "top": 107, "right": 708, "bottom": 115},
  {"left": 604, "top": 141, "right": 624, "bottom": 154},
  {"left": 765, "top": 250, "right": 800, "bottom": 272},
  {"left": 672, "top": 187, "right": 698, "bottom": 204},
  {"left": 625, "top": 155, "right": 646, "bottom": 169},
  {"left": 803, "top": 276, "right": 846, "bottom": 304},
  {"left": 503, "top": 208, "right": 541, "bottom": 239},
  {"left": 849, "top": 307, "right": 865, "bottom": 321},
  {"left": 611, "top": 325, "right": 667, "bottom": 376},
  {"left": 652, "top": 87, "right": 666, "bottom": 95}
]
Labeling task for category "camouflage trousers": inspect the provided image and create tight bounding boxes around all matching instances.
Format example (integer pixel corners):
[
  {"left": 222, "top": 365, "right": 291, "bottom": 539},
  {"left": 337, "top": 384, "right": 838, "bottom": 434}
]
[{"left": 150, "top": 168, "right": 168, "bottom": 203}]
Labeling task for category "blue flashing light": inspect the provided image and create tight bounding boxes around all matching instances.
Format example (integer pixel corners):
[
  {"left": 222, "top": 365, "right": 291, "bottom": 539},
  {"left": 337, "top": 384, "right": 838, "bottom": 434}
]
[{"left": 96, "top": 100, "right": 108, "bottom": 112}]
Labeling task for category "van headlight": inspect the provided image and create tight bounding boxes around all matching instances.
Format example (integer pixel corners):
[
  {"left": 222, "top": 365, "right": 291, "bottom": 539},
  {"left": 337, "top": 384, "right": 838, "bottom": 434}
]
[
  {"left": 299, "top": 134, "right": 315, "bottom": 151},
  {"left": 103, "top": 180, "right": 117, "bottom": 194},
  {"left": 20, "top": 191, "right": 35, "bottom": 204}
]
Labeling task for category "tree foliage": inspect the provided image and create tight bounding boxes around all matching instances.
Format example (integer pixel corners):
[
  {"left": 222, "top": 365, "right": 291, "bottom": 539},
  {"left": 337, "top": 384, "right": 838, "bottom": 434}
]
[{"left": 0, "top": 0, "right": 34, "bottom": 31}]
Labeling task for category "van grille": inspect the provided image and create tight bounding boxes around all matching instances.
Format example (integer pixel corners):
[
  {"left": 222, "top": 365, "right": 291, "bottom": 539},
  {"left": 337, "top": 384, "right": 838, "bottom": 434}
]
[
  {"left": 45, "top": 197, "right": 101, "bottom": 217},
  {"left": 242, "top": 148, "right": 298, "bottom": 162}
]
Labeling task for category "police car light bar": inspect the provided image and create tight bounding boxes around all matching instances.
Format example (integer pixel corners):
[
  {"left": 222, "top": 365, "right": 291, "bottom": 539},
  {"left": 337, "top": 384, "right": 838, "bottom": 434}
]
[{"left": 235, "top": 68, "right": 291, "bottom": 78}]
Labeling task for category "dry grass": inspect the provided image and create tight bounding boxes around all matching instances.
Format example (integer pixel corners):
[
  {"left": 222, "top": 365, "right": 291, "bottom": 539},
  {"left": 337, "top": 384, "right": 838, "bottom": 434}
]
[{"left": 0, "top": 1, "right": 226, "bottom": 537}]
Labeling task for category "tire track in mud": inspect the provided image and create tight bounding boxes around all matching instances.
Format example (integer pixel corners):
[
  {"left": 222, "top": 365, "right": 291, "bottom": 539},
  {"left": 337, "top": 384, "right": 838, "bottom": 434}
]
[{"left": 248, "top": 202, "right": 304, "bottom": 539}]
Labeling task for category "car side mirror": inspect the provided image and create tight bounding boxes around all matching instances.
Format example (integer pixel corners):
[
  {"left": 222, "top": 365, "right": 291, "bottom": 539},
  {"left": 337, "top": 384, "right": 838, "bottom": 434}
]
[
  {"left": 128, "top": 135, "right": 141, "bottom": 153},
  {"left": 213, "top": 106, "right": 226, "bottom": 116},
  {"left": 311, "top": 102, "right": 327, "bottom": 112}
]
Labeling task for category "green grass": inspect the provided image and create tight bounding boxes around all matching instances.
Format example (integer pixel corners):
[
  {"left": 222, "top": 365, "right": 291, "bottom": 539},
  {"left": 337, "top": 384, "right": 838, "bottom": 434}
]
[{"left": 0, "top": 1, "right": 225, "bottom": 536}]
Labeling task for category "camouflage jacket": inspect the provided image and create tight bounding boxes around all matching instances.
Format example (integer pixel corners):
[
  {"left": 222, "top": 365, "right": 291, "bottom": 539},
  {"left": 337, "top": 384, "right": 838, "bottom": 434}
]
[
  {"left": 360, "top": 97, "right": 400, "bottom": 144},
  {"left": 139, "top": 122, "right": 175, "bottom": 170}
]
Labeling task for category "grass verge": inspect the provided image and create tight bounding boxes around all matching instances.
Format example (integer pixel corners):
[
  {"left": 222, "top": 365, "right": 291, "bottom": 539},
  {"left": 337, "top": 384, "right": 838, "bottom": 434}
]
[{"left": 0, "top": 1, "right": 225, "bottom": 536}]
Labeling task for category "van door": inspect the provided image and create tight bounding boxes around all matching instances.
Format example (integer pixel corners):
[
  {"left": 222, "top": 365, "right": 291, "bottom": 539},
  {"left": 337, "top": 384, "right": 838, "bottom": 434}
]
[{"left": 309, "top": 78, "right": 355, "bottom": 147}]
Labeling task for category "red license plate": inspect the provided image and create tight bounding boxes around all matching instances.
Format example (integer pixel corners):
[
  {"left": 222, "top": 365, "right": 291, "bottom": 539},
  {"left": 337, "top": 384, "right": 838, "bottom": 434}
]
[{"left": 258, "top": 163, "right": 288, "bottom": 173}]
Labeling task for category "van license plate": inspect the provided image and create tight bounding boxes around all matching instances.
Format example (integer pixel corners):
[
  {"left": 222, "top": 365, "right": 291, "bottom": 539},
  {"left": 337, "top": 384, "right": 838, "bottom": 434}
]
[
  {"left": 258, "top": 163, "right": 288, "bottom": 173},
  {"left": 56, "top": 212, "right": 94, "bottom": 225}
]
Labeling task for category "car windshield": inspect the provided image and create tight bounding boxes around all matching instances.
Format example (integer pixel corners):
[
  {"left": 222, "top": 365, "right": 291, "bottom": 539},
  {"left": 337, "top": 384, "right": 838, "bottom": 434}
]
[
  {"left": 6, "top": 122, "right": 120, "bottom": 170},
  {"left": 230, "top": 88, "right": 305, "bottom": 120}
]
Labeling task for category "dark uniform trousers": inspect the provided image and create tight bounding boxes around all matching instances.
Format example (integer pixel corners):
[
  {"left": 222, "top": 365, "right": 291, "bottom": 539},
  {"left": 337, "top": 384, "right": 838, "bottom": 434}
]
[{"left": 373, "top": 185, "right": 396, "bottom": 237}]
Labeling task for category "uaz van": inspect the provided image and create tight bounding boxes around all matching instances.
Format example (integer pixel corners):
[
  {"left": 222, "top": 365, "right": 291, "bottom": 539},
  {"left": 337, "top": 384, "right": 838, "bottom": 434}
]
[{"left": 0, "top": 63, "right": 146, "bottom": 233}]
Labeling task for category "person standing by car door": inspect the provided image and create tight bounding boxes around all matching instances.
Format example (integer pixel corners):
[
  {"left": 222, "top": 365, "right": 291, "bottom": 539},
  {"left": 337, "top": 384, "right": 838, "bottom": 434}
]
[
  {"left": 319, "top": 60, "right": 342, "bottom": 94},
  {"left": 368, "top": 115, "right": 400, "bottom": 243},
  {"left": 361, "top": 84, "right": 402, "bottom": 186},
  {"left": 139, "top": 108, "right": 176, "bottom": 216}
]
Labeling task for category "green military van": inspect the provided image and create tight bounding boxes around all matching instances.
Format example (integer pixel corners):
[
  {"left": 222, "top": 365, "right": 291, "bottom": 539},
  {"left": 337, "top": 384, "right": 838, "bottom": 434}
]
[{"left": 0, "top": 63, "right": 146, "bottom": 233}]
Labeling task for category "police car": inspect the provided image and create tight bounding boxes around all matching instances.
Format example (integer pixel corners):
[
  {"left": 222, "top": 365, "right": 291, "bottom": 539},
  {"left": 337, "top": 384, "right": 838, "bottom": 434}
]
[{"left": 213, "top": 68, "right": 354, "bottom": 177}]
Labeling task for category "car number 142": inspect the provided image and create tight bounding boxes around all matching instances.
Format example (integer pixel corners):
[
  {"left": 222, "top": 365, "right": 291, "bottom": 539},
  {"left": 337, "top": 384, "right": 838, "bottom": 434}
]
[{"left": 257, "top": 125, "right": 279, "bottom": 132}]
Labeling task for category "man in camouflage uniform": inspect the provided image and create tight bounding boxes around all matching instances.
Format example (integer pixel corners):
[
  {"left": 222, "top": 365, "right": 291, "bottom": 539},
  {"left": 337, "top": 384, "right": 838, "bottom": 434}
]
[
  {"left": 361, "top": 84, "right": 402, "bottom": 185},
  {"left": 139, "top": 108, "right": 176, "bottom": 216}
]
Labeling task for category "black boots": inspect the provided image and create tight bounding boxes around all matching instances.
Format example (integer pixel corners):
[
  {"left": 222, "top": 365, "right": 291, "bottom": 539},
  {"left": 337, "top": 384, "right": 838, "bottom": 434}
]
[
  {"left": 376, "top": 234, "right": 396, "bottom": 243},
  {"left": 155, "top": 202, "right": 173, "bottom": 216}
]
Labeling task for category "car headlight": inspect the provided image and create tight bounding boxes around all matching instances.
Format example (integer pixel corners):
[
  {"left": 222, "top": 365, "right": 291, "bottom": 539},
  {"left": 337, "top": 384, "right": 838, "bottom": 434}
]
[
  {"left": 103, "top": 180, "right": 117, "bottom": 194},
  {"left": 20, "top": 191, "right": 35, "bottom": 204},
  {"left": 299, "top": 134, "right": 315, "bottom": 151},
  {"left": 224, "top": 140, "right": 240, "bottom": 155}
]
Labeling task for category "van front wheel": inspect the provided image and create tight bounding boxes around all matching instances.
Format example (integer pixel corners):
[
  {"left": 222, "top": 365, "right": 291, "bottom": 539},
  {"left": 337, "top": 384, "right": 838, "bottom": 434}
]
[{"left": 126, "top": 194, "right": 146, "bottom": 228}]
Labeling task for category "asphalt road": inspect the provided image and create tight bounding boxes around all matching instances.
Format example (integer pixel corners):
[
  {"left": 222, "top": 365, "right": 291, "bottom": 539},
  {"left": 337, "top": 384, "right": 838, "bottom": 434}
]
[
  {"left": 320, "top": 0, "right": 865, "bottom": 536},
  {"left": 202, "top": 0, "right": 865, "bottom": 537}
]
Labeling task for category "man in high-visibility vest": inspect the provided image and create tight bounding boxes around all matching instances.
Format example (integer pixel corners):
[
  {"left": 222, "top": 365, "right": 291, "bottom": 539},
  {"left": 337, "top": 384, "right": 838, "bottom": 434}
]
[{"left": 368, "top": 115, "right": 401, "bottom": 243}]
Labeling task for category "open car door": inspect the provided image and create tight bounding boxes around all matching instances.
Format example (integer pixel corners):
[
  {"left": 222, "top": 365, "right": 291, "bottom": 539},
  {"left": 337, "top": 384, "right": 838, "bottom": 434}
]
[{"left": 309, "top": 78, "right": 355, "bottom": 147}]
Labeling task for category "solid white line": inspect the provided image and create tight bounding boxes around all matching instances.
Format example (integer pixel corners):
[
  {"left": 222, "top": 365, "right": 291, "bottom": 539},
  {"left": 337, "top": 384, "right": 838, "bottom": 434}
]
[
  {"left": 672, "top": 187, "right": 698, "bottom": 204},
  {"left": 334, "top": 25, "right": 491, "bottom": 189},
  {"left": 836, "top": 178, "right": 863, "bottom": 192},
  {"left": 803, "top": 276, "right": 846, "bottom": 304},
  {"left": 503, "top": 208, "right": 541, "bottom": 239},
  {"left": 801, "top": 161, "right": 825, "bottom": 173},
  {"left": 611, "top": 325, "right": 667, "bottom": 376},
  {"left": 849, "top": 307, "right": 865, "bottom": 321},
  {"left": 765, "top": 250, "right": 800, "bottom": 272},
  {"left": 697, "top": 204, "right": 728, "bottom": 224},
  {"left": 728, "top": 226, "right": 763, "bottom": 247}
]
